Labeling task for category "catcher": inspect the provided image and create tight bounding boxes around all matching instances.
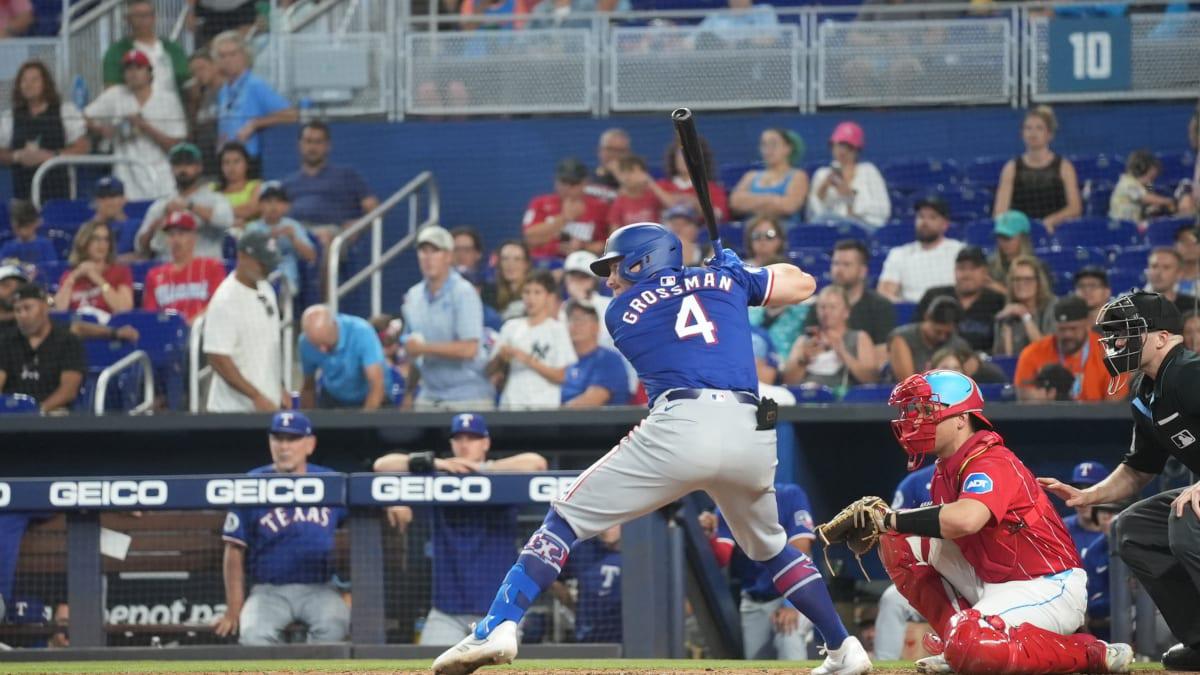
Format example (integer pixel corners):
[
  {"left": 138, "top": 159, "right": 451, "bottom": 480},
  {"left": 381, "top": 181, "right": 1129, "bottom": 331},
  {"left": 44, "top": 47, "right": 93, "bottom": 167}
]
[{"left": 818, "top": 369, "right": 1133, "bottom": 675}]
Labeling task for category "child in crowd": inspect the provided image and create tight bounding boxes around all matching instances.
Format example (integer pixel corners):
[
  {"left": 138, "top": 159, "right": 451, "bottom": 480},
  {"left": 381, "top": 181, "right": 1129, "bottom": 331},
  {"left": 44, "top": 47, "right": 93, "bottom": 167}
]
[
  {"left": 1109, "top": 150, "right": 1176, "bottom": 223},
  {"left": 490, "top": 269, "right": 576, "bottom": 409},
  {"left": 0, "top": 200, "right": 57, "bottom": 265},
  {"left": 242, "top": 181, "right": 315, "bottom": 293}
]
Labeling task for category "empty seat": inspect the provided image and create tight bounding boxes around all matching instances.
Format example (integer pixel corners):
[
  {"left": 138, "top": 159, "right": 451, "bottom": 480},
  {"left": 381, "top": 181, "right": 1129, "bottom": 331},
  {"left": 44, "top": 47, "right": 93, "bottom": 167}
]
[
  {"left": 1110, "top": 246, "right": 1152, "bottom": 271},
  {"left": 718, "top": 162, "right": 761, "bottom": 191},
  {"left": 40, "top": 199, "right": 94, "bottom": 232},
  {"left": 988, "top": 355, "right": 1018, "bottom": 381},
  {"left": 1068, "top": 153, "right": 1123, "bottom": 185},
  {"left": 977, "top": 383, "right": 1014, "bottom": 402},
  {"left": 787, "top": 221, "right": 870, "bottom": 252},
  {"left": 841, "top": 384, "right": 896, "bottom": 403},
  {"left": 882, "top": 158, "right": 962, "bottom": 194},
  {"left": 894, "top": 302, "right": 917, "bottom": 325},
  {"left": 1146, "top": 216, "right": 1195, "bottom": 247},
  {"left": 33, "top": 260, "right": 68, "bottom": 290},
  {"left": 871, "top": 223, "right": 913, "bottom": 250},
  {"left": 1035, "top": 246, "right": 1098, "bottom": 276},
  {"left": 1157, "top": 150, "right": 1196, "bottom": 184},
  {"left": 1052, "top": 218, "right": 1141, "bottom": 248},
  {"left": 788, "top": 247, "right": 831, "bottom": 272},
  {"left": 1107, "top": 268, "right": 1145, "bottom": 295},
  {"left": 0, "top": 393, "right": 39, "bottom": 414},
  {"left": 964, "top": 219, "right": 997, "bottom": 248},
  {"left": 787, "top": 385, "right": 837, "bottom": 404},
  {"left": 963, "top": 157, "right": 1009, "bottom": 188},
  {"left": 1084, "top": 181, "right": 1115, "bottom": 218}
]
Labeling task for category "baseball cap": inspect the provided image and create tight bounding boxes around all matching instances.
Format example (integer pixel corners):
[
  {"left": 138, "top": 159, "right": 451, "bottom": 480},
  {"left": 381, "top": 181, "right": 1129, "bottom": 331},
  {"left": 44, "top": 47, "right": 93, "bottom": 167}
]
[
  {"left": 993, "top": 211, "right": 1031, "bottom": 238},
  {"left": 829, "top": 121, "right": 865, "bottom": 150},
  {"left": 955, "top": 245, "right": 987, "bottom": 267},
  {"left": 914, "top": 194, "right": 950, "bottom": 219},
  {"left": 11, "top": 282, "right": 47, "bottom": 303},
  {"left": 1032, "top": 363, "right": 1075, "bottom": 399},
  {"left": 1070, "top": 461, "right": 1110, "bottom": 488},
  {"left": 237, "top": 230, "right": 281, "bottom": 273},
  {"left": 168, "top": 142, "right": 202, "bottom": 164},
  {"left": 563, "top": 250, "right": 598, "bottom": 276},
  {"left": 555, "top": 157, "right": 589, "bottom": 185},
  {"left": 95, "top": 176, "right": 125, "bottom": 198},
  {"left": 259, "top": 181, "right": 290, "bottom": 202},
  {"left": 270, "top": 411, "right": 314, "bottom": 436},
  {"left": 1073, "top": 265, "right": 1109, "bottom": 287},
  {"left": 416, "top": 225, "right": 453, "bottom": 252},
  {"left": 163, "top": 210, "right": 197, "bottom": 231},
  {"left": 1124, "top": 291, "right": 1184, "bottom": 335},
  {"left": 450, "top": 412, "right": 488, "bottom": 437},
  {"left": 1053, "top": 295, "right": 1090, "bottom": 323},
  {"left": 121, "top": 49, "right": 152, "bottom": 68},
  {"left": 0, "top": 264, "right": 29, "bottom": 283},
  {"left": 664, "top": 203, "right": 698, "bottom": 223}
]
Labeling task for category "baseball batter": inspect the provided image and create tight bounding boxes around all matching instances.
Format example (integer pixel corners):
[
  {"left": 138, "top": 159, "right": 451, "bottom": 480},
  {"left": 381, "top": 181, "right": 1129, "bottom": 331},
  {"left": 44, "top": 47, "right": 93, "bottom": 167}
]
[
  {"left": 819, "top": 370, "right": 1132, "bottom": 675},
  {"left": 434, "top": 223, "right": 871, "bottom": 675}
]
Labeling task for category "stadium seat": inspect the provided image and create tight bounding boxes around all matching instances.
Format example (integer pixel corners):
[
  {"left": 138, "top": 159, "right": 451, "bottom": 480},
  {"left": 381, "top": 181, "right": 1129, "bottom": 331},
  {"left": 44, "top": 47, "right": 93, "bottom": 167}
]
[
  {"left": 1084, "top": 181, "right": 1115, "bottom": 217},
  {"left": 988, "top": 355, "right": 1018, "bottom": 381},
  {"left": 788, "top": 247, "right": 831, "bottom": 272},
  {"left": 1052, "top": 218, "right": 1141, "bottom": 249},
  {"left": 718, "top": 222, "right": 745, "bottom": 254},
  {"left": 126, "top": 200, "right": 154, "bottom": 223},
  {"left": 47, "top": 229, "right": 74, "bottom": 260},
  {"left": 871, "top": 223, "right": 913, "bottom": 250},
  {"left": 1146, "top": 217, "right": 1195, "bottom": 247},
  {"left": 1068, "top": 153, "right": 1122, "bottom": 185},
  {"left": 936, "top": 183, "right": 992, "bottom": 223},
  {"left": 33, "top": 260, "right": 68, "bottom": 291},
  {"left": 882, "top": 158, "right": 961, "bottom": 194},
  {"left": 1157, "top": 150, "right": 1196, "bottom": 184},
  {"left": 1028, "top": 220, "right": 1053, "bottom": 249},
  {"left": 0, "top": 393, "right": 39, "bottom": 414},
  {"left": 718, "top": 162, "right": 761, "bottom": 191},
  {"left": 964, "top": 219, "right": 997, "bottom": 248},
  {"left": 1108, "top": 269, "right": 1145, "bottom": 295},
  {"left": 894, "top": 302, "right": 917, "bottom": 325},
  {"left": 88, "top": 311, "right": 190, "bottom": 412},
  {"left": 787, "top": 221, "right": 869, "bottom": 252},
  {"left": 963, "top": 156, "right": 1008, "bottom": 188},
  {"left": 787, "top": 385, "right": 836, "bottom": 404},
  {"left": 841, "top": 384, "right": 895, "bottom": 403},
  {"left": 1110, "top": 245, "right": 1151, "bottom": 271},
  {"left": 1035, "top": 246, "right": 1098, "bottom": 276},
  {"left": 867, "top": 254, "right": 884, "bottom": 282},
  {"left": 0, "top": 200, "right": 8, "bottom": 231},
  {"left": 40, "top": 199, "right": 93, "bottom": 232},
  {"left": 1053, "top": 270, "right": 1075, "bottom": 296},
  {"left": 977, "top": 383, "right": 1014, "bottom": 402}
]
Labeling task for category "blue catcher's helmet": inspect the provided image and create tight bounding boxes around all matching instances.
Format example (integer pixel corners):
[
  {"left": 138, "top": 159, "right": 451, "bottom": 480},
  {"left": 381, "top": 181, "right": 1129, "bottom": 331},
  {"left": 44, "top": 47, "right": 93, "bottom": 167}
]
[{"left": 590, "top": 222, "right": 683, "bottom": 283}]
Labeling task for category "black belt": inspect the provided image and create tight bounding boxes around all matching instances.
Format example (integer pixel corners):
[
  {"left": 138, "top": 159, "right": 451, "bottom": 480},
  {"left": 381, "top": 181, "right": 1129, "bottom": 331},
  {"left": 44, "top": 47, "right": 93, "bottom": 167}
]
[{"left": 665, "top": 388, "right": 759, "bottom": 406}]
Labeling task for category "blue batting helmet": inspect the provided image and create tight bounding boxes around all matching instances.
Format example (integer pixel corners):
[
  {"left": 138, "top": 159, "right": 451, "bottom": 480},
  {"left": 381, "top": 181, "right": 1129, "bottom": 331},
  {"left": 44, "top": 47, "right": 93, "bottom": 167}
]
[{"left": 590, "top": 222, "right": 683, "bottom": 283}]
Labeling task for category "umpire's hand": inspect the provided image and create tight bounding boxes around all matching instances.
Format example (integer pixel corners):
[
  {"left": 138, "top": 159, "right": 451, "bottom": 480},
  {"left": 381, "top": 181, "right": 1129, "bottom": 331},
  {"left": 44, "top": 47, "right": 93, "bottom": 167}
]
[{"left": 1172, "top": 483, "right": 1200, "bottom": 519}]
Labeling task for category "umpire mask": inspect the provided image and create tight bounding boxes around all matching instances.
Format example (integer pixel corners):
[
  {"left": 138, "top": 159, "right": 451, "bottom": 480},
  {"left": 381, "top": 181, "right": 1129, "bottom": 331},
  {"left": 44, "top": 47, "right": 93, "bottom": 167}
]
[{"left": 1096, "top": 295, "right": 1149, "bottom": 377}]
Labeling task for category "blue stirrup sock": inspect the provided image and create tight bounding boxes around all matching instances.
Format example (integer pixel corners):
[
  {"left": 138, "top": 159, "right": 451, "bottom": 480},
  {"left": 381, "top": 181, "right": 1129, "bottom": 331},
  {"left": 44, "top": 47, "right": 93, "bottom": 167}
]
[
  {"left": 474, "top": 509, "right": 578, "bottom": 639},
  {"left": 763, "top": 544, "right": 850, "bottom": 649}
]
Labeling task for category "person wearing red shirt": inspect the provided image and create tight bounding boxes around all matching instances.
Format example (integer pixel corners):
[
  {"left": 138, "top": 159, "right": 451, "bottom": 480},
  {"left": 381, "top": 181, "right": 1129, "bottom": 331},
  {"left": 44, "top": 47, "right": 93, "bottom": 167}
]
[
  {"left": 608, "top": 156, "right": 664, "bottom": 230},
  {"left": 656, "top": 134, "right": 729, "bottom": 224},
  {"left": 522, "top": 158, "right": 609, "bottom": 259},
  {"left": 142, "top": 211, "right": 228, "bottom": 324},
  {"left": 54, "top": 220, "right": 134, "bottom": 316},
  {"left": 857, "top": 370, "right": 1132, "bottom": 674}
]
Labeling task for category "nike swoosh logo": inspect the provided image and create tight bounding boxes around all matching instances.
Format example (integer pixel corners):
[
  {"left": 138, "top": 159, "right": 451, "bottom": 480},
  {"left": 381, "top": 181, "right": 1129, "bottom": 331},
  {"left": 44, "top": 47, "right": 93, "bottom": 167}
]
[{"left": 663, "top": 403, "right": 681, "bottom": 413}]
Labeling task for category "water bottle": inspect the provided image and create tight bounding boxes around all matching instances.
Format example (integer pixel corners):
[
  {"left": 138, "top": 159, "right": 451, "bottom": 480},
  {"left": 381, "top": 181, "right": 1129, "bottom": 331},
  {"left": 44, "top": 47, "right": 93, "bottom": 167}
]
[{"left": 72, "top": 75, "right": 89, "bottom": 110}]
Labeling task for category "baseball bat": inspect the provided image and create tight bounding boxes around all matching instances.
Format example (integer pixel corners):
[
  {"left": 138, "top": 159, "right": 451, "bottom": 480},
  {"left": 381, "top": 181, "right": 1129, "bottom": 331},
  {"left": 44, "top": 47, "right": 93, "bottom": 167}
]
[{"left": 671, "top": 107, "right": 722, "bottom": 256}]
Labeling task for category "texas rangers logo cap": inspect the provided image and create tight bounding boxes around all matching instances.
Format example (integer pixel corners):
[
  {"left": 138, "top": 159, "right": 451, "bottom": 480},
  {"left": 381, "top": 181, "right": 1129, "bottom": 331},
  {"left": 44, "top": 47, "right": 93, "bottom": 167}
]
[
  {"left": 270, "top": 411, "right": 313, "bottom": 437},
  {"left": 450, "top": 413, "right": 488, "bottom": 438}
]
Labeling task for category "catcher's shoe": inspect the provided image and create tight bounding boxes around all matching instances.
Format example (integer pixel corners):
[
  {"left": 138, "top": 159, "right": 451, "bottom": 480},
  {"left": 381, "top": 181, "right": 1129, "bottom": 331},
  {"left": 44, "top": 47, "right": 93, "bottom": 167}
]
[
  {"left": 812, "top": 636, "right": 872, "bottom": 675},
  {"left": 915, "top": 654, "right": 953, "bottom": 674},
  {"left": 1103, "top": 642, "right": 1134, "bottom": 673},
  {"left": 431, "top": 620, "right": 518, "bottom": 675}
]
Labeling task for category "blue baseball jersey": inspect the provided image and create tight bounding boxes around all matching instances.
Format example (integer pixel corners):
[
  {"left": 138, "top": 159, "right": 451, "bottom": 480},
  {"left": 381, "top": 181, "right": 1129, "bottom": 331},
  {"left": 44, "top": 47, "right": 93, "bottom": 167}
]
[
  {"left": 1063, "top": 514, "right": 1104, "bottom": 552},
  {"left": 561, "top": 346, "right": 631, "bottom": 406},
  {"left": 716, "top": 483, "right": 815, "bottom": 601},
  {"left": 431, "top": 506, "right": 521, "bottom": 615},
  {"left": 1080, "top": 534, "right": 1110, "bottom": 637},
  {"left": 606, "top": 263, "right": 774, "bottom": 402},
  {"left": 222, "top": 464, "right": 346, "bottom": 585},
  {"left": 892, "top": 465, "right": 936, "bottom": 509},
  {"left": 561, "top": 538, "right": 622, "bottom": 642}
]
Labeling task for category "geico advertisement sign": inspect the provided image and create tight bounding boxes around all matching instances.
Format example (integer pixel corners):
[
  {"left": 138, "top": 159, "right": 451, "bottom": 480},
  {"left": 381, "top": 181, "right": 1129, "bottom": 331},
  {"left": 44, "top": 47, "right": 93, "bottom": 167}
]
[
  {"left": 48, "top": 480, "right": 169, "bottom": 507},
  {"left": 370, "top": 475, "right": 576, "bottom": 503},
  {"left": 205, "top": 477, "right": 325, "bottom": 505},
  {"left": 0, "top": 482, "right": 9, "bottom": 507}
]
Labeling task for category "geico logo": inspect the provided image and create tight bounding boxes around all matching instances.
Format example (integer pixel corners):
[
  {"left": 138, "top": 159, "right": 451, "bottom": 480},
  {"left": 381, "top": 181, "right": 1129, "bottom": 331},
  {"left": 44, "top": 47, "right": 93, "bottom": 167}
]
[
  {"left": 371, "top": 475, "right": 492, "bottom": 503},
  {"left": 0, "top": 482, "right": 9, "bottom": 508},
  {"left": 206, "top": 477, "right": 325, "bottom": 505},
  {"left": 528, "top": 476, "right": 576, "bottom": 502},
  {"left": 49, "top": 480, "right": 168, "bottom": 507}
]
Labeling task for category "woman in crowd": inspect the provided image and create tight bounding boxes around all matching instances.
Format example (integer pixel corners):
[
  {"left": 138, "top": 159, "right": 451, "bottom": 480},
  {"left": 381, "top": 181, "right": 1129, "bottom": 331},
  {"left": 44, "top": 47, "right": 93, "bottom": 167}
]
[
  {"left": 482, "top": 239, "right": 531, "bottom": 320},
  {"left": 986, "top": 210, "right": 1049, "bottom": 295},
  {"left": 743, "top": 216, "right": 806, "bottom": 355},
  {"left": 54, "top": 220, "right": 135, "bottom": 315},
  {"left": 806, "top": 122, "right": 890, "bottom": 229},
  {"left": 992, "top": 254, "right": 1055, "bottom": 357},
  {"left": 1183, "top": 310, "right": 1200, "bottom": 352},
  {"left": 743, "top": 216, "right": 787, "bottom": 268},
  {"left": 993, "top": 105, "right": 1082, "bottom": 232},
  {"left": 782, "top": 285, "right": 877, "bottom": 394},
  {"left": 213, "top": 142, "right": 261, "bottom": 229},
  {"left": 0, "top": 60, "right": 90, "bottom": 201},
  {"left": 730, "top": 128, "right": 809, "bottom": 230},
  {"left": 930, "top": 344, "right": 1009, "bottom": 385},
  {"left": 655, "top": 134, "right": 729, "bottom": 224}
]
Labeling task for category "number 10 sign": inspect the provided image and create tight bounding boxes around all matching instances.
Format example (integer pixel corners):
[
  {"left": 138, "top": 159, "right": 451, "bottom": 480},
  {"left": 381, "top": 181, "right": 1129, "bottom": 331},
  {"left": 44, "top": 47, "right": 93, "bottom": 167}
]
[{"left": 1048, "top": 16, "right": 1132, "bottom": 93}]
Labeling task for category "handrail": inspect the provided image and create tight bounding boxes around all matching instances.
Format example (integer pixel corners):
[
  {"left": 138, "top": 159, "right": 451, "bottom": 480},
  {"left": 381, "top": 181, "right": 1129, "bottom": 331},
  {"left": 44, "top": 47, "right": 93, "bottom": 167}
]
[
  {"left": 65, "top": 0, "right": 123, "bottom": 34},
  {"left": 93, "top": 349, "right": 155, "bottom": 416},
  {"left": 30, "top": 155, "right": 160, "bottom": 209},
  {"left": 170, "top": 3, "right": 191, "bottom": 43},
  {"left": 327, "top": 171, "right": 439, "bottom": 316},
  {"left": 284, "top": 0, "right": 353, "bottom": 34}
]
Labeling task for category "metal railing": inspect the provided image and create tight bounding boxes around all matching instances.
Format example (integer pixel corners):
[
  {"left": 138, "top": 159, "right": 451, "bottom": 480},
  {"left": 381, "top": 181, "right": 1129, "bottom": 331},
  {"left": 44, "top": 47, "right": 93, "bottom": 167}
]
[
  {"left": 93, "top": 349, "right": 155, "bottom": 415},
  {"left": 327, "top": 170, "right": 439, "bottom": 316},
  {"left": 30, "top": 154, "right": 159, "bottom": 208}
]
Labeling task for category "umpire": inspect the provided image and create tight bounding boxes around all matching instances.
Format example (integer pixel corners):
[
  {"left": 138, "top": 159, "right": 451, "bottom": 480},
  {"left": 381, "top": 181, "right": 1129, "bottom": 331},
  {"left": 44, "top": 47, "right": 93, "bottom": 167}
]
[{"left": 1039, "top": 290, "right": 1200, "bottom": 670}]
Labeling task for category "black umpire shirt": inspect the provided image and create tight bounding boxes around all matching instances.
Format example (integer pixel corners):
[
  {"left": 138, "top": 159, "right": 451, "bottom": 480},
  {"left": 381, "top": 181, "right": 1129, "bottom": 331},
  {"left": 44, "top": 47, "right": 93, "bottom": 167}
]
[
  {"left": 0, "top": 321, "right": 85, "bottom": 404},
  {"left": 1123, "top": 344, "right": 1200, "bottom": 475}
]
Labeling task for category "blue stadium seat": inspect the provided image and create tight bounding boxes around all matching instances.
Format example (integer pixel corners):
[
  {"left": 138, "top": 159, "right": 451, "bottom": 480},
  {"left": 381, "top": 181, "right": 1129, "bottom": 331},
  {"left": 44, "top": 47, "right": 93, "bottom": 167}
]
[
  {"left": 937, "top": 183, "right": 992, "bottom": 222},
  {"left": 964, "top": 157, "right": 1008, "bottom": 188},
  {"left": 1068, "top": 153, "right": 1123, "bottom": 185},
  {"left": 0, "top": 200, "right": 8, "bottom": 231},
  {"left": 109, "top": 311, "right": 190, "bottom": 410},
  {"left": 1053, "top": 270, "right": 1075, "bottom": 296},
  {"left": 1035, "top": 246, "right": 1098, "bottom": 276},
  {"left": 40, "top": 199, "right": 93, "bottom": 232},
  {"left": 1110, "top": 245, "right": 1151, "bottom": 272},
  {"left": 1052, "top": 218, "right": 1141, "bottom": 249},
  {"left": 988, "top": 355, "right": 1018, "bottom": 381},
  {"left": 1157, "top": 150, "right": 1196, "bottom": 184},
  {"left": 125, "top": 200, "right": 154, "bottom": 224},
  {"left": 894, "top": 302, "right": 917, "bottom": 325},
  {"left": 867, "top": 254, "right": 884, "bottom": 282},
  {"left": 47, "top": 229, "right": 74, "bottom": 261},
  {"left": 718, "top": 162, "right": 761, "bottom": 191},
  {"left": 1029, "top": 220, "right": 1053, "bottom": 249},
  {"left": 787, "top": 221, "right": 870, "bottom": 252},
  {"left": 871, "top": 223, "right": 913, "bottom": 250},
  {"left": 1084, "top": 181, "right": 1115, "bottom": 217},
  {"left": 1108, "top": 269, "right": 1145, "bottom": 295},
  {"left": 33, "top": 260, "right": 68, "bottom": 291},
  {"left": 964, "top": 219, "right": 997, "bottom": 248},
  {"left": 977, "top": 383, "right": 1014, "bottom": 402},
  {"left": 0, "top": 393, "right": 39, "bottom": 414},
  {"left": 788, "top": 385, "right": 837, "bottom": 404},
  {"left": 788, "top": 248, "right": 831, "bottom": 272},
  {"left": 882, "top": 158, "right": 961, "bottom": 194},
  {"left": 1146, "top": 217, "right": 1195, "bottom": 247},
  {"left": 718, "top": 222, "right": 745, "bottom": 254},
  {"left": 841, "top": 384, "right": 895, "bottom": 403}
]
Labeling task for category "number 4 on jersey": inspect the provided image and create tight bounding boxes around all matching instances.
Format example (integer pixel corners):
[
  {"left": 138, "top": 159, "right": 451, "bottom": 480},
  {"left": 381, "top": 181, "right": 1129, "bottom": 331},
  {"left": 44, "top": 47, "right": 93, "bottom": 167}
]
[{"left": 675, "top": 295, "right": 717, "bottom": 344}]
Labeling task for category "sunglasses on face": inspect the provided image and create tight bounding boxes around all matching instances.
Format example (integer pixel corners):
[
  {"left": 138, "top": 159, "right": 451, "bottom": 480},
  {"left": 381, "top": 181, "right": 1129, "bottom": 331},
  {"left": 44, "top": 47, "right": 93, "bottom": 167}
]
[{"left": 751, "top": 230, "right": 779, "bottom": 241}]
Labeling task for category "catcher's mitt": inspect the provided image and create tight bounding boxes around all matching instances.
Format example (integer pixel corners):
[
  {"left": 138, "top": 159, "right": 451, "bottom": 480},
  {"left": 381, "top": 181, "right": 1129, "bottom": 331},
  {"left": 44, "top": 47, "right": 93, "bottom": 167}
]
[{"left": 815, "top": 496, "right": 892, "bottom": 578}]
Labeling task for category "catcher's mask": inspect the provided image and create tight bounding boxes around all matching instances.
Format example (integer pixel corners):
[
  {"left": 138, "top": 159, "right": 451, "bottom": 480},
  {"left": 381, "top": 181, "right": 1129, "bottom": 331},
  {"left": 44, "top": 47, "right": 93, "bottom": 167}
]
[
  {"left": 1095, "top": 291, "right": 1182, "bottom": 378},
  {"left": 889, "top": 370, "right": 992, "bottom": 470}
]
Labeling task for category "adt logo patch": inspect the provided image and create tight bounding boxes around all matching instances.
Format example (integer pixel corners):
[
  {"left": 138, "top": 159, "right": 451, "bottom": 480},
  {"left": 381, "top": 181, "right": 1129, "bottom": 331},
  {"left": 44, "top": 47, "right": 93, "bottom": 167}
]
[{"left": 962, "top": 472, "right": 994, "bottom": 495}]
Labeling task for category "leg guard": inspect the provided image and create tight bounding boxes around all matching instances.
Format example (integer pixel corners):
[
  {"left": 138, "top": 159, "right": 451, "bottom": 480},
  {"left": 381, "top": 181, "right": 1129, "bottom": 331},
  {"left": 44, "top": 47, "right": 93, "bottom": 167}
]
[
  {"left": 879, "top": 532, "right": 966, "bottom": 637},
  {"left": 942, "top": 609, "right": 1109, "bottom": 675}
]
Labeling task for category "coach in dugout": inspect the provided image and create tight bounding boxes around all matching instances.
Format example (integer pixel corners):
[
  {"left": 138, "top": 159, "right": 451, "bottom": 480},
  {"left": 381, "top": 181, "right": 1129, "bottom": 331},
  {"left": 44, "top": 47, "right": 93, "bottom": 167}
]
[
  {"left": 372, "top": 413, "right": 547, "bottom": 645},
  {"left": 1040, "top": 290, "right": 1200, "bottom": 671},
  {"left": 214, "top": 411, "right": 349, "bottom": 645}
]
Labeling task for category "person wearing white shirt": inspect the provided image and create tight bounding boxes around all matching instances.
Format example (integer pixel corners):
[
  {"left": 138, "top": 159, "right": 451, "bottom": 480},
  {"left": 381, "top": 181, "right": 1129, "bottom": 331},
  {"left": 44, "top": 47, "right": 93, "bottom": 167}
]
[
  {"left": 878, "top": 195, "right": 965, "bottom": 304},
  {"left": 491, "top": 269, "right": 577, "bottom": 409},
  {"left": 85, "top": 50, "right": 186, "bottom": 201},
  {"left": 807, "top": 121, "right": 891, "bottom": 229},
  {"left": 136, "top": 142, "right": 235, "bottom": 261},
  {"left": 203, "top": 229, "right": 284, "bottom": 413}
]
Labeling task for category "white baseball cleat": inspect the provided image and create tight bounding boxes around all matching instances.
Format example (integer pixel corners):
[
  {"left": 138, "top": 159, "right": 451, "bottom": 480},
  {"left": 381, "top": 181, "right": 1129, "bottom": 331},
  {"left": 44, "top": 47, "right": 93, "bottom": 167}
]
[
  {"left": 915, "top": 654, "right": 954, "bottom": 674},
  {"left": 431, "top": 620, "right": 518, "bottom": 675},
  {"left": 1103, "top": 641, "right": 1134, "bottom": 673},
  {"left": 812, "top": 636, "right": 872, "bottom": 675}
]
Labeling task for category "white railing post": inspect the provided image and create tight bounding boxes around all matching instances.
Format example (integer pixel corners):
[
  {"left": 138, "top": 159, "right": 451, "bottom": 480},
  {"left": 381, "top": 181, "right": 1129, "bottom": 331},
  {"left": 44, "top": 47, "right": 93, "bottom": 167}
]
[
  {"left": 93, "top": 350, "right": 154, "bottom": 416},
  {"left": 30, "top": 155, "right": 160, "bottom": 208}
]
